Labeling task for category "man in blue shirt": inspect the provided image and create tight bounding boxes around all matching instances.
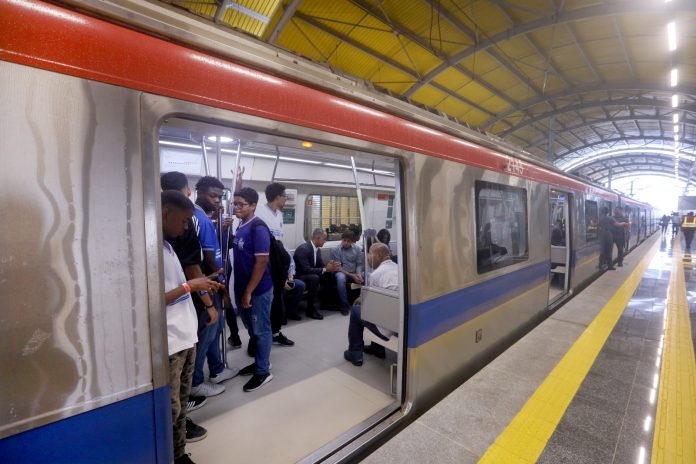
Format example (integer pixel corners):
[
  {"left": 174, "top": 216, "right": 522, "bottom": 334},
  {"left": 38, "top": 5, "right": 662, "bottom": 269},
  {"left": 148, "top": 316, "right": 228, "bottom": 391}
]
[
  {"left": 232, "top": 187, "right": 274, "bottom": 392},
  {"left": 190, "top": 176, "right": 238, "bottom": 397}
]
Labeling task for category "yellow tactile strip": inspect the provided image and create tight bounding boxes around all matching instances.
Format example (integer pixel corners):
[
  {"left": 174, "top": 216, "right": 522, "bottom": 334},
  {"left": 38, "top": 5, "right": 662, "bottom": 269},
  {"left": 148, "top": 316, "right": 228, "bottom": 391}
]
[
  {"left": 651, "top": 243, "right": 696, "bottom": 463},
  {"left": 478, "top": 240, "right": 659, "bottom": 464}
]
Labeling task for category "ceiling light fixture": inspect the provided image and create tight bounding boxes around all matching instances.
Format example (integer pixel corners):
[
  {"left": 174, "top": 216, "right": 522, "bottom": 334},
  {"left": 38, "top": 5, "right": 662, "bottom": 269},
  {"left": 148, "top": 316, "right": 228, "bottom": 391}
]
[
  {"left": 672, "top": 94, "right": 679, "bottom": 107},
  {"left": 673, "top": 114, "right": 679, "bottom": 123}
]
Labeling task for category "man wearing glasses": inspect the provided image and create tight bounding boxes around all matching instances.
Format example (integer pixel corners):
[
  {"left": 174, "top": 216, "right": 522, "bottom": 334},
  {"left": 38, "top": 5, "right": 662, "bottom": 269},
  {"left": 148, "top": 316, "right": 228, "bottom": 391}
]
[{"left": 232, "top": 188, "right": 274, "bottom": 392}]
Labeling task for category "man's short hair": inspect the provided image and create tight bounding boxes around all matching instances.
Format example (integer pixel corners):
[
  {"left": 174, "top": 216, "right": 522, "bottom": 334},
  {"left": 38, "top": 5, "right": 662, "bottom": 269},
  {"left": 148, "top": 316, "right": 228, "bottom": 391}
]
[
  {"left": 162, "top": 189, "right": 194, "bottom": 211},
  {"left": 234, "top": 187, "right": 259, "bottom": 205},
  {"left": 195, "top": 176, "right": 225, "bottom": 192},
  {"left": 265, "top": 182, "right": 286, "bottom": 202},
  {"left": 370, "top": 242, "right": 390, "bottom": 260},
  {"left": 160, "top": 171, "right": 188, "bottom": 191},
  {"left": 311, "top": 228, "right": 326, "bottom": 239},
  {"left": 341, "top": 231, "right": 355, "bottom": 241}
]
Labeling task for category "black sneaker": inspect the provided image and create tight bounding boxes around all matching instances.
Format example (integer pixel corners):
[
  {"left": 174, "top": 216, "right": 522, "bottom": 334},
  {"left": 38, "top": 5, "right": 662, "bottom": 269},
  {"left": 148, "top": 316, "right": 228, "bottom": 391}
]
[
  {"left": 175, "top": 453, "right": 196, "bottom": 464},
  {"left": 239, "top": 362, "right": 272, "bottom": 376},
  {"left": 247, "top": 338, "right": 257, "bottom": 357},
  {"left": 227, "top": 336, "right": 242, "bottom": 349},
  {"left": 185, "top": 418, "right": 207, "bottom": 443},
  {"left": 243, "top": 373, "right": 273, "bottom": 392},
  {"left": 273, "top": 332, "right": 295, "bottom": 346},
  {"left": 186, "top": 395, "right": 207, "bottom": 412}
]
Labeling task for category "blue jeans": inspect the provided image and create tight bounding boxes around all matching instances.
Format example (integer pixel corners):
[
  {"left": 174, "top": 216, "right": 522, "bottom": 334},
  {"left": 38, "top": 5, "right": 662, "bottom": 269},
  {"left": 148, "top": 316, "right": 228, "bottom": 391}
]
[
  {"left": 346, "top": 304, "right": 388, "bottom": 361},
  {"left": 335, "top": 272, "right": 356, "bottom": 307},
  {"left": 238, "top": 288, "right": 273, "bottom": 375},
  {"left": 285, "top": 278, "right": 306, "bottom": 315},
  {"left": 193, "top": 294, "right": 224, "bottom": 387}
]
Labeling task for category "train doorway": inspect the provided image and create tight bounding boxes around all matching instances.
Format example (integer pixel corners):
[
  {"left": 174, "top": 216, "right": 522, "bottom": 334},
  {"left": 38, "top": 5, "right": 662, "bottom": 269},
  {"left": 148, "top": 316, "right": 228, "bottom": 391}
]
[
  {"left": 156, "top": 115, "right": 405, "bottom": 463},
  {"left": 549, "top": 190, "right": 571, "bottom": 302}
]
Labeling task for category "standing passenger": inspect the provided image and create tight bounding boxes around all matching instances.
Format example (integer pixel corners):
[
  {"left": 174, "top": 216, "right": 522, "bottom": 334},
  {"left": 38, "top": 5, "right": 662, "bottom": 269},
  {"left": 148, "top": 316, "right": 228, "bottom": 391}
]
[
  {"left": 254, "top": 182, "right": 305, "bottom": 345},
  {"left": 232, "top": 188, "right": 275, "bottom": 392},
  {"left": 190, "top": 176, "right": 239, "bottom": 398},
  {"left": 681, "top": 211, "right": 696, "bottom": 252},
  {"left": 161, "top": 190, "right": 222, "bottom": 464},
  {"left": 612, "top": 207, "right": 628, "bottom": 267},
  {"left": 672, "top": 212, "right": 681, "bottom": 238},
  {"left": 598, "top": 207, "right": 616, "bottom": 270}
]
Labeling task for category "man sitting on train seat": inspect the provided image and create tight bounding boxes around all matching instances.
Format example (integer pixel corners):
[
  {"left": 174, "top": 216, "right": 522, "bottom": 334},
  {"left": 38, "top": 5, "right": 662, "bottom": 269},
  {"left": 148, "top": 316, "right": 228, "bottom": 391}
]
[
  {"left": 343, "top": 243, "right": 398, "bottom": 366},
  {"left": 293, "top": 228, "right": 341, "bottom": 320},
  {"left": 161, "top": 190, "right": 223, "bottom": 464},
  {"left": 330, "top": 230, "right": 364, "bottom": 314}
]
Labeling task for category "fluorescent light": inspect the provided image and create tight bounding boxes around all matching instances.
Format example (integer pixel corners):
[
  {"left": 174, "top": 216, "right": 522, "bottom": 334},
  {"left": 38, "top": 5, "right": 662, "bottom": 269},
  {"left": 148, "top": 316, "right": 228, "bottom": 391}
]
[
  {"left": 672, "top": 94, "right": 679, "bottom": 107},
  {"left": 674, "top": 125, "right": 679, "bottom": 134},
  {"left": 667, "top": 22, "right": 677, "bottom": 51},
  {"left": 278, "top": 156, "right": 322, "bottom": 165},
  {"left": 159, "top": 140, "right": 201, "bottom": 149},
  {"left": 323, "top": 163, "right": 353, "bottom": 170},
  {"left": 206, "top": 136, "right": 235, "bottom": 143},
  {"left": 670, "top": 68, "right": 678, "bottom": 87},
  {"left": 673, "top": 114, "right": 679, "bottom": 123}
]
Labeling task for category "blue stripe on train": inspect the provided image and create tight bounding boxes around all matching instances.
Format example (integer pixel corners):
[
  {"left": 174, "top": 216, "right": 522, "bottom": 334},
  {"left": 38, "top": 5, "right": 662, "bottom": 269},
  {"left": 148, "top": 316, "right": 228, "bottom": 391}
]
[
  {"left": 407, "top": 261, "right": 550, "bottom": 348},
  {"left": 0, "top": 386, "right": 172, "bottom": 464}
]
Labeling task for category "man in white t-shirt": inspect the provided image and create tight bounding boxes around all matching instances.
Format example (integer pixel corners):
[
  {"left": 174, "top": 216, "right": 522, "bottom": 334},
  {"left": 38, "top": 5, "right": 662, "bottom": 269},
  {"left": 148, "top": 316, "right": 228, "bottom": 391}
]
[
  {"left": 161, "top": 190, "right": 223, "bottom": 464},
  {"left": 254, "top": 183, "right": 306, "bottom": 346},
  {"left": 343, "top": 243, "right": 398, "bottom": 366}
]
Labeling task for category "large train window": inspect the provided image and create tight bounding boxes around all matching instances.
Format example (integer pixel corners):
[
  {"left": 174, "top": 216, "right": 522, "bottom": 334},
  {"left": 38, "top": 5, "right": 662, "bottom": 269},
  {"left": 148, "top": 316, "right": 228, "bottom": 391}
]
[
  {"left": 307, "top": 194, "right": 361, "bottom": 241},
  {"left": 585, "top": 200, "right": 598, "bottom": 242},
  {"left": 475, "top": 181, "right": 529, "bottom": 273}
]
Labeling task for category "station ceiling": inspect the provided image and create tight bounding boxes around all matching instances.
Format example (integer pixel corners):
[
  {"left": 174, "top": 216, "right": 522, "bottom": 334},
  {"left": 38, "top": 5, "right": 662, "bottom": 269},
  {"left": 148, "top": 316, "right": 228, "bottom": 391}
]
[{"left": 154, "top": 0, "right": 695, "bottom": 191}]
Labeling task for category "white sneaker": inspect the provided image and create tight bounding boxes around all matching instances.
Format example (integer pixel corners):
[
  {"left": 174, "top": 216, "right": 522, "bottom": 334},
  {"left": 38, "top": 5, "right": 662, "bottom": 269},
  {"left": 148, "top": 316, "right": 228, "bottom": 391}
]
[
  {"left": 190, "top": 381, "right": 225, "bottom": 397},
  {"left": 209, "top": 366, "right": 239, "bottom": 384}
]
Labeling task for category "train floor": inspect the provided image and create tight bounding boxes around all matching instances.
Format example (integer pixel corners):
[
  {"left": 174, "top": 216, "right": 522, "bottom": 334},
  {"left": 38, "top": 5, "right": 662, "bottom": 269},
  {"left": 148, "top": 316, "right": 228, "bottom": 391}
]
[
  {"left": 185, "top": 302, "right": 397, "bottom": 463},
  {"left": 366, "top": 232, "right": 696, "bottom": 464}
]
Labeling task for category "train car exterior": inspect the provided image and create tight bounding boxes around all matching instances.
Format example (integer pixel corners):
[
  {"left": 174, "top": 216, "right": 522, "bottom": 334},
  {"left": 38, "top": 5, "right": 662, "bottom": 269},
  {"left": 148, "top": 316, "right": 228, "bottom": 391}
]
[{"left": 0, "top": 1, "right": 657, "bottom": 462}]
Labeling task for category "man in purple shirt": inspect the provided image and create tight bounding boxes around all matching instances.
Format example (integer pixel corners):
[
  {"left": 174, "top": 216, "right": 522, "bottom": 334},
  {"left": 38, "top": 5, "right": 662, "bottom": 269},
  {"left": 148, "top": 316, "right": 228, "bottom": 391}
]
[{"left": 232, "top": 187, "right": 274, "bottom": 392}]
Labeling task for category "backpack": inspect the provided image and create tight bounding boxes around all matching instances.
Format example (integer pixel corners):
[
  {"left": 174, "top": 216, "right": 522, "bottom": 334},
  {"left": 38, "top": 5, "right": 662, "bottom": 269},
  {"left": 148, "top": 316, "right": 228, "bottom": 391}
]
[{"left": 251, "top": 219, "right": 291, "bottom": 287}]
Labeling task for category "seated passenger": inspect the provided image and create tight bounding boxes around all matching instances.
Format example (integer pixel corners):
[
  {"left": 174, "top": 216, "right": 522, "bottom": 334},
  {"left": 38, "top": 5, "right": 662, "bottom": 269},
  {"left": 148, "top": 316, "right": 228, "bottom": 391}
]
[
  {"left": 477, "top": 222, "right": 507, "bottom": 266},
  {"left": 343, "top": 243, "right": 398, "bottom": 366},
  {"left": 330, "top": 231, "right": 364, "bottom": 313},
  {"left": 551, "top": 220, "right": 565, "bottom": 246},
  {"left": 293, "top": 228, "right": 341, "bottom": 320}
]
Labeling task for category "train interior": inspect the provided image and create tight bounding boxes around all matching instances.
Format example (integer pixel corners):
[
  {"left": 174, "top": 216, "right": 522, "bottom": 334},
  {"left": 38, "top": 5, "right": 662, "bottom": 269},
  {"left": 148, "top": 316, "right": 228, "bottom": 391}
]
[
  {"left": 158, "top": 118, "right": 404, "bottom": 463},
  {"left": 549, "top": 189, "right": 571, "bottom": 302}
]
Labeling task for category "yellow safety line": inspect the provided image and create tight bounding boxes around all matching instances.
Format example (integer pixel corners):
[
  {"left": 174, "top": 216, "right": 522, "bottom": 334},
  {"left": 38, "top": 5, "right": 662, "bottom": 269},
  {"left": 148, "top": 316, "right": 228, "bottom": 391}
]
[
  {"left": 478, "top": 238, "right": 659, "bottom": 464},
  {"left": 651, "top": 241, "right": 696, "bottom": 463}
]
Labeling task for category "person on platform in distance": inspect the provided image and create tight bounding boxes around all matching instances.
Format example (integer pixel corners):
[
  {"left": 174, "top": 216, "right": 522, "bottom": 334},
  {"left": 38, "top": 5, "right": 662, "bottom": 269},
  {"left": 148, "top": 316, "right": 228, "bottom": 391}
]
[
  {"left": 161, "top": 190, "right": 223, "bottom": 464},
  {"left": 681, "top": 211, "right": 696, "bottom": 252}
]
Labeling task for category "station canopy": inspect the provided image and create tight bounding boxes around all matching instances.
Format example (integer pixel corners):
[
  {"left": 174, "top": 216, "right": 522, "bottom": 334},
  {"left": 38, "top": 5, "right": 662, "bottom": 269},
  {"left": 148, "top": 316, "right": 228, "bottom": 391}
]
[{"left": 150, "top": 1, "right": 695, "bottom": 199}]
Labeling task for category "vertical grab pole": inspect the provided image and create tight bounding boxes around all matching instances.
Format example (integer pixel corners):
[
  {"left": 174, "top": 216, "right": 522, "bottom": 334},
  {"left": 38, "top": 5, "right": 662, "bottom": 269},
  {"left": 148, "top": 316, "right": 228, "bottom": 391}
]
[
  {"left": 201, "top": 139, "right": 210, "bottom": 176},
  {"left": 350, "top": 156, "right": 368, "bottom": 280},
  {"left": 212, "top": 137, "right": 229, "bottom": 367}
]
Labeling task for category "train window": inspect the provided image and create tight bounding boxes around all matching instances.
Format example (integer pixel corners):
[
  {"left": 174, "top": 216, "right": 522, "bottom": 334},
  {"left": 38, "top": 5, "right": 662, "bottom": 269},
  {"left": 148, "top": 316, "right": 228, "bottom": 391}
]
[
  {"left": 475, "top": 181, "right": 529, "bottom": 273},
  {"left": 585, "top": 200, "right": 598, "bottom": 242},
  {"left": 307, "top": 194, "right": 362, "bottom": 241}
]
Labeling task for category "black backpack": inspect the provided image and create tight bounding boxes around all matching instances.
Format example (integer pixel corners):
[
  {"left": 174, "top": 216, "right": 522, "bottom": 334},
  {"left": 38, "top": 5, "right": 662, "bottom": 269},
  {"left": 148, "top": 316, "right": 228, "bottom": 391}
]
[{"left": 251, "top": 219, "right": 291, "bottom": 287}]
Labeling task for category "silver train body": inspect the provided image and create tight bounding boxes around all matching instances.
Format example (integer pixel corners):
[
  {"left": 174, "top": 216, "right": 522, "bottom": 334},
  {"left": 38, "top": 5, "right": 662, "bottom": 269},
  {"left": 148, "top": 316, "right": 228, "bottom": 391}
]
[{"left": 0, "top": 1, "right": 657, "bottom": 462}]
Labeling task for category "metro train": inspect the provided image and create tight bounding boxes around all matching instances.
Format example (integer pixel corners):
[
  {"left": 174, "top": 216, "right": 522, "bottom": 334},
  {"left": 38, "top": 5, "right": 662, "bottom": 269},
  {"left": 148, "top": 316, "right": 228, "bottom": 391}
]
[{"left": 0, "top": 1, "right": 658, "bottom": 463}]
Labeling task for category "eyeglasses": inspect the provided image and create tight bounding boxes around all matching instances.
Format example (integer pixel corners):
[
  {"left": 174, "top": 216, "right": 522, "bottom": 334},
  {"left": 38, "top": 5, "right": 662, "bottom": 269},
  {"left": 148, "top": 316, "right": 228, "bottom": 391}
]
[{"left": 233, "top": 202, "right": 249, "bottom": 208}]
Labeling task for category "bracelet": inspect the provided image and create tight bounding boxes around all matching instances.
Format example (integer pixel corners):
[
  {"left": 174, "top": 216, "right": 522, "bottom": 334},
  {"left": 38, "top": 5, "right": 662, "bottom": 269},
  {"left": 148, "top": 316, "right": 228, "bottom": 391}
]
[
  {"left": 182, "top": 282, "right": 192, "bottom": 293},
  {"left": 205, "top": 304, "right": 215, "bottom": 309}
]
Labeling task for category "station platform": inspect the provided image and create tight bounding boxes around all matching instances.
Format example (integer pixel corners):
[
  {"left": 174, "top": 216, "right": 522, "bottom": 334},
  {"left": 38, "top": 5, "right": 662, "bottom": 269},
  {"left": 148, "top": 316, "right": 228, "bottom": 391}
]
[{"left": 365, "top": 233, "right": 696, "bottom": 464}]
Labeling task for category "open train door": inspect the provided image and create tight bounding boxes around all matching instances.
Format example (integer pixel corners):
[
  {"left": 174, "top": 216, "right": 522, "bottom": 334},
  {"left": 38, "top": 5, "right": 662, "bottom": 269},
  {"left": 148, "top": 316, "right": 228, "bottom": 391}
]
[{"left": 549, "top": 190, "right": 571, "bottom": 302}]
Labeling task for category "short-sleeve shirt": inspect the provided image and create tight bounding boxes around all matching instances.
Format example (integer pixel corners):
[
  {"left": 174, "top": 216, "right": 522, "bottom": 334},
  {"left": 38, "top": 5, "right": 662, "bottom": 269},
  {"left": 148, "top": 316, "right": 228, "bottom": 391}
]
[
  {"left": 232, "top": 216, "right": 272, "bottom": 297},
  {"left": 369, "top": 260, "right": 398, "bottom": 290},
  {"left": 255, "top": 203, "right": 296, "bottom": 276},
  {"left": 193, "top": 205, "right": 222, "bottom": 273},
  {"left": 163, "top": 241, "right": 198, "bottom": 356}
]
